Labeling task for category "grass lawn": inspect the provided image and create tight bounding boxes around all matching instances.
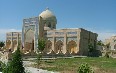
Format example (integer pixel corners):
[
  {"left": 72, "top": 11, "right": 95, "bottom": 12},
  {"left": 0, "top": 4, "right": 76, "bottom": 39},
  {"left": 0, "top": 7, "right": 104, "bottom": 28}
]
[{"left": 33, "top": 57, "right": 116, "bottom": 73}]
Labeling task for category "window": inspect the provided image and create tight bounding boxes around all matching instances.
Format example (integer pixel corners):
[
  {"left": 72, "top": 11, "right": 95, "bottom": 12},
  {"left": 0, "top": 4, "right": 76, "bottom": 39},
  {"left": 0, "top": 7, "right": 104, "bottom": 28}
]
[
  {"left": 47, "top": 32, "right": 53, "bottom": 35},
  {"left": 7, "top": 34, "right": 11, "bottom": 36},
  {"left": 55, "top": 32, "right": 64, "bottom": 35},
  {"left": 13, "top": 34, "right": 17, "bottom": 36},
  {"left": 67, "top": 32, "right": 77, "bottom": 34}
]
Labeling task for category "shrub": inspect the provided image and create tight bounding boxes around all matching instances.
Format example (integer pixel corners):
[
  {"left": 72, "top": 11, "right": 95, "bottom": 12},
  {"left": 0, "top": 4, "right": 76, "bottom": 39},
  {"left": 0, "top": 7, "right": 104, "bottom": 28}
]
[
  {"left": 78, "top": 63, "right": 94, "bottom": 73},
  {"left": 2, "top": 63, "right": 10, "bottom": 73}
]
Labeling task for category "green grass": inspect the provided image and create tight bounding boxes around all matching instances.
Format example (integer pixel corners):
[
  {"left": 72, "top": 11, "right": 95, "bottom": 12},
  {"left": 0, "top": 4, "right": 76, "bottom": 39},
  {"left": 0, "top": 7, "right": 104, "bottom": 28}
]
[{"left": 37, "top": 57, "right": 116, "bottom": 73}]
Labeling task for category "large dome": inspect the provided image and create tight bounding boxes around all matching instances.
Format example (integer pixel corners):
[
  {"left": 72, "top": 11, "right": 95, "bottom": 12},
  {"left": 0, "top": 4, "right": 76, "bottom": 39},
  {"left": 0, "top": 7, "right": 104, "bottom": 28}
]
[{"left": 39, "top": 8, "right": 57, "bottom": 21}]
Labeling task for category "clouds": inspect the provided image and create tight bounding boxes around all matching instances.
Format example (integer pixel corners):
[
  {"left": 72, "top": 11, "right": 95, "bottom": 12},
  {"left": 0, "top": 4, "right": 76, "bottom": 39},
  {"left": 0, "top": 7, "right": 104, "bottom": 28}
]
[
  {"left": 81, "top": 27, "right": 116, "bottom": 41},
  {"left": 97, "top": 32, "right": 116, "bottom": 41},
  {"left": 90, "top": 29, "right": 116, "bottom": 41},
  {"left": 0, "top": 29, "right": 21, "bottom": 41}
]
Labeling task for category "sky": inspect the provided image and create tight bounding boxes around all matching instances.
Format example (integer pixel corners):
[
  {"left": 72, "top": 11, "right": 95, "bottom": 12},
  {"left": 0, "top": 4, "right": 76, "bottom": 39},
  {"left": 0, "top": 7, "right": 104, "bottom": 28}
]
[{"left": 0, "top": 0, "right": 116, "bottom": 41}]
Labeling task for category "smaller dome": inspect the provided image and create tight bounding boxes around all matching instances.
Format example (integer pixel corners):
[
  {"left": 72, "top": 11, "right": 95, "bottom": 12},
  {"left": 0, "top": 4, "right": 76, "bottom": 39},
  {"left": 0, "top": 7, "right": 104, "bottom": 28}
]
[{"left": 39, "top": 8, "right": 57, "bottom": 21}]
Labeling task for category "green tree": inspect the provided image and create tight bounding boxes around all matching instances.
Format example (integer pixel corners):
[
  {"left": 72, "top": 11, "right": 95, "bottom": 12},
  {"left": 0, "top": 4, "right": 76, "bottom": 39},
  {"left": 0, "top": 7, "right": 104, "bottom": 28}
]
[
  {"left": 38, "top": 38, "right": 46, "bottom": 52},
  {"left": 88, "top": 43, "right": 94, "bottom": 52},
  {"left": 0, "top": 61, "right": 3, "bottom": 72},
  {"left": 78, "top": 63, "right": 94, "bottom": 73},
  {"left": 2, "top": 63, "right": 10, "bottom": 73},
  {"left": 3, "top": 46, "right": 25, "bottom": 73},
  {"left": 0, "top": 41, "right": 5, "bottom": 49},
  {"left": 88, "top": 43, "right": 95, "bottom": 57},
  {"left": 37, "top": 38, "right": 46, "bottom": 68},
  {"left": 97, "top": 40, "right": 104, "bottom": 46}
]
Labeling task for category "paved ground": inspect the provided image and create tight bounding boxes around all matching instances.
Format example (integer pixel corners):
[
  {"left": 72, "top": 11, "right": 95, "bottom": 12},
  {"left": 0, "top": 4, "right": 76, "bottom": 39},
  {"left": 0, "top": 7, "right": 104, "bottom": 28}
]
[
  {"left": 23, "top": 61, "right": 36, "bottom": 67},
  {"left": 25, "top": 67, "right": 59, "bottom": 73},
  {"left": 23, "top": 61, "right": 59, "bottom": 73}
]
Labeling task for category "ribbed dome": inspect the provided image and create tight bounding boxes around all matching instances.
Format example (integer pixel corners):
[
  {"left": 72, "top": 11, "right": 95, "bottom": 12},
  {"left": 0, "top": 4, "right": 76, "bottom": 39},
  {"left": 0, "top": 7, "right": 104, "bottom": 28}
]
[{"left": 39, "top": 8, "right": 57, "bottom": 21}]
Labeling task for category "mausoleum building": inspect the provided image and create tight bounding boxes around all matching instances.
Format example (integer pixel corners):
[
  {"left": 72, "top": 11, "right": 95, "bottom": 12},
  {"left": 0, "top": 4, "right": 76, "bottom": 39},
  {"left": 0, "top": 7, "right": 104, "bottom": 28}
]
[{"left": 6, "top": 8, "right": 98, "bottom": 56}]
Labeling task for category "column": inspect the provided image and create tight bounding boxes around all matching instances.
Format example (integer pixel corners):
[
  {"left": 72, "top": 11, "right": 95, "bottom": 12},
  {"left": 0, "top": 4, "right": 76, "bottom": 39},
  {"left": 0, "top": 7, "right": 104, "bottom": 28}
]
[
  {"left": 63, "top": 32, "right": 67, "bottom": 54},
  {"left": 11, "top": 32, "right": 13, "bottom": 50},
  {"left": 17, "top": 33, "right": 19, "bottom": 51},
  {"left": 52, "top": 37, "right": 55, "bottom": 52},
  {"left": 34, "top": 23, "right": 38, "bottom": 52}
]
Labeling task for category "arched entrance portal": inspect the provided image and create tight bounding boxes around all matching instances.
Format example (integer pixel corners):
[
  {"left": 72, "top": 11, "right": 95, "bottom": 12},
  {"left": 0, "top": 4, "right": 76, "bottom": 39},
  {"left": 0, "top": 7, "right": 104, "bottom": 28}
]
[
  {"left": 24, "top": 29, "right": 34, "bottom": 51},
  {"left": 55, "top": 40, "right": 63, "bottom": 53},
  {"left": 67, "top": 40, "right": 77, "bottom": 54},
  {"left": 45, "top": 40, "right": 52, "bottom": 53}
]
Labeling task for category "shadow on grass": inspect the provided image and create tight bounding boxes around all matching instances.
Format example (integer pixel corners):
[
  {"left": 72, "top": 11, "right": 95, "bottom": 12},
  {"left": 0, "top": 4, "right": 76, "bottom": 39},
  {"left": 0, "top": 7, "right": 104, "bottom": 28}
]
[{"left": 44, "top": 61, "right": 54, "bottom": 63}]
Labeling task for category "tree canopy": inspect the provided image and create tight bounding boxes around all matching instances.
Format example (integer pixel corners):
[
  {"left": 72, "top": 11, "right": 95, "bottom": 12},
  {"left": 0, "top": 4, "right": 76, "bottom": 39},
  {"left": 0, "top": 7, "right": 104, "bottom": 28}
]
[
  {"left": 3, "top": 47, "right": 25, "bottom": 73},
  {"left": 0, "top": 41, "right": 5, "bottom": 48},
  {"left": 88, "top": 43, "right": 94, "bottom": 52},
  {"left": 97, "top": 40, "right": 104, "bottom": 46},
  {"left": 37, "top": 38, "right": 46, "bottom": 52}
]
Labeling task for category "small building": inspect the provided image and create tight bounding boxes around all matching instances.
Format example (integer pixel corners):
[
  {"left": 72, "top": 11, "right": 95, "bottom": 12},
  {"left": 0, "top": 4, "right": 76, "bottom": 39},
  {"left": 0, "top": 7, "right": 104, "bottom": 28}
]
[
  {"left": 6, "top": 32, "right": 21, "bottom": 52},
  {"left": 104, "top": 36, "right": 116, "bottom": 50},
  {"left": 22, "top": 8, "right": 98, "bottom": 56}
]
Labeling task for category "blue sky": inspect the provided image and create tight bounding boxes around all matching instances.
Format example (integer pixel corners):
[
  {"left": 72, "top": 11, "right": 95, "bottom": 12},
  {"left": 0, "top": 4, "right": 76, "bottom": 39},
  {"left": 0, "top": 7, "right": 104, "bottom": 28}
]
[{"left": 0, "top": 0, "right": 116, "bottom": 41}]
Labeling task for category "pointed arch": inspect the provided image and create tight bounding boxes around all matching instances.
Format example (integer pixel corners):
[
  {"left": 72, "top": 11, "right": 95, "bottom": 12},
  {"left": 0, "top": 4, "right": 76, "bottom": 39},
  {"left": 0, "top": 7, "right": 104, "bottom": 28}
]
[
  {"left": 45, "top": 40, "right": 52, "bottom": 53},
  {"left": 6, "top": 40, "right": 11, "bottom": 49},
  {"left": 24, "top": 28, "right": 34, "bottom": 51},
  {"left": 67, "top": 40, "right": 78, "bottom": 54},
  {"left": 54, "top": 40, "right": 63, "bottom": 54},
  {"left": 25, "top": 28, "right": 34, "bottom": 42},
  {"left": 12, "top": 40, "right": 17, "bottom": 51}
]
